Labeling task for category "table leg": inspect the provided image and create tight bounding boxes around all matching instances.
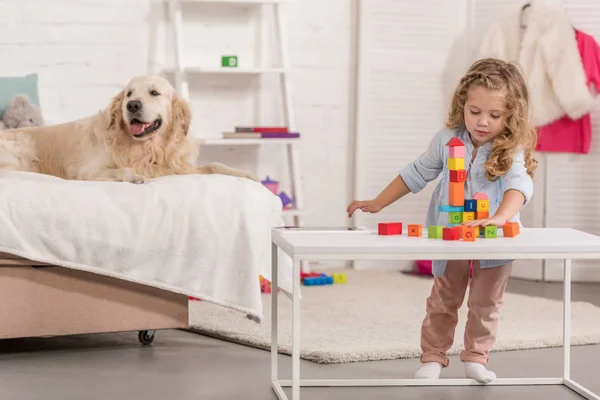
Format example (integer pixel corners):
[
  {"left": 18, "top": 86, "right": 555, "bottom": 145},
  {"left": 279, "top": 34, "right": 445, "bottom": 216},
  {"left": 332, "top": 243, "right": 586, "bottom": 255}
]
[
  {"left": 271, "top": 243, "right": 279, "bottom": 383},
  {"left": 293, "top": 258, "right": 301, "bottom": 399},
  {"left": 563, "top": 258, "right": 571, "bottom": 380}
]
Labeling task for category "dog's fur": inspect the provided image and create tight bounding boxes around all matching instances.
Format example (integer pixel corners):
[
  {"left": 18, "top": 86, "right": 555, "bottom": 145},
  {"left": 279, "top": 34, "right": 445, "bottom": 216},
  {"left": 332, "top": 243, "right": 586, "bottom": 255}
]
[{"left": 0, "top": 75, "right": 256, "bottom": 183}]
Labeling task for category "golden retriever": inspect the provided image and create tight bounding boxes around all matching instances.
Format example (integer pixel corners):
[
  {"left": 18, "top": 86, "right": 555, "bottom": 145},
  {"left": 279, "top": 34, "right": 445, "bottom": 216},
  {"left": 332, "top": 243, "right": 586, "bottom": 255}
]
[{"left": 0, "top": 75, "right": 256, "bottom": 183}]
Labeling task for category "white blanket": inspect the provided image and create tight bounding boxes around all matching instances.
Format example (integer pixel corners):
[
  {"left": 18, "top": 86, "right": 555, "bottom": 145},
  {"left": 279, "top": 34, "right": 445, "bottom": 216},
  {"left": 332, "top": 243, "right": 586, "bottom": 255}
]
[{"left": 0, "top": 170, "right": 292, "bottom": 322}]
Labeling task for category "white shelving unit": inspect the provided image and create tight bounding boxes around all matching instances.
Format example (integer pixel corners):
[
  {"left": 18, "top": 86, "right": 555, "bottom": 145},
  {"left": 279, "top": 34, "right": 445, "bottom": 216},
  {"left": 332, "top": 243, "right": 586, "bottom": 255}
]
[{"left": 163, "top": 0, "right": 305, "bottom": 226}]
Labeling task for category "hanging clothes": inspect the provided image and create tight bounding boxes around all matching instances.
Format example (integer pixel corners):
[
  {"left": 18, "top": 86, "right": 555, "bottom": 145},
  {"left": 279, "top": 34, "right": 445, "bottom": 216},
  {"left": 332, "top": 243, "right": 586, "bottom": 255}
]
[
  {"left": 535, "top": 29, "right": 600, "bottom": 154},
  {"left": 478, "top": 4, "right": 595, "bottom": 128}
]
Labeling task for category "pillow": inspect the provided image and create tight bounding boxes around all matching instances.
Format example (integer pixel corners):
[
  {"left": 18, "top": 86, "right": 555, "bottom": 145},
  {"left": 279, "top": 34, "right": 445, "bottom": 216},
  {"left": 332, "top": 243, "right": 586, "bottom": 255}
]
[{"left": 0, "top": 74, "right": 40, "bottom": 119}]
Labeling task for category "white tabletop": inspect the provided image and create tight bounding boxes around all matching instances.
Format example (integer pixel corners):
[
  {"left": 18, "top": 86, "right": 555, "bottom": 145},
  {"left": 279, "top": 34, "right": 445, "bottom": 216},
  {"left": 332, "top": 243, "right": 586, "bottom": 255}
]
[{"left": 271, "top": 228, "right": 600, "bottom": 261}]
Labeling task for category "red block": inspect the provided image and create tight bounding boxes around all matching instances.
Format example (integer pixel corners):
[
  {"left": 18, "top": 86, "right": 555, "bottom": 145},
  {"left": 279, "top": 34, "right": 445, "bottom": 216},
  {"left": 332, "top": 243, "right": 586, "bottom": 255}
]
[
  {"left": 442, "top": 227, "right": 461, "bottom": 240},
  {"left": 450, "top": 169, "right": 467, "bottom": 183},
  {"left": 378, "top": 222, "right": 402, "bottom": 235}
]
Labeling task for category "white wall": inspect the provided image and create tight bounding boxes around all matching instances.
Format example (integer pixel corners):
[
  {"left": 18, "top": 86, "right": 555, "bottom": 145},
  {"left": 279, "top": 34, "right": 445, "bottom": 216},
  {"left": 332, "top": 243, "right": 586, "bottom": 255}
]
[{"left": 0, "top": 0, "right": 150, "bottom": 122}]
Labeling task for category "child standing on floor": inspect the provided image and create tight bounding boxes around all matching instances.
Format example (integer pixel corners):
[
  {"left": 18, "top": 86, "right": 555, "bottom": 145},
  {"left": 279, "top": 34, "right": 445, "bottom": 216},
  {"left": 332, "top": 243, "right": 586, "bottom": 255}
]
[{"left": 347, "top": 58, "right": 537, "bottom": 383}]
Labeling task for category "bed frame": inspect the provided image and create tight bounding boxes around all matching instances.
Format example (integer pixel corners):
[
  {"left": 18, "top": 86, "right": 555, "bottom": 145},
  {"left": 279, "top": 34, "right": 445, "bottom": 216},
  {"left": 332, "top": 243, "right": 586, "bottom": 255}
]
[{"left": 0, "top": 252, "right": 189, "bottom": 345}]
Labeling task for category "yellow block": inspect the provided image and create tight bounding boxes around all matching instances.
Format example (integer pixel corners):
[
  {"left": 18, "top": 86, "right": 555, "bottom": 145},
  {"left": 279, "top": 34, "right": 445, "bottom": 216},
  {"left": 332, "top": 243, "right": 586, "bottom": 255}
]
[
  {"left": 463, "top": 212, "right": 475, "bottom": 222},
  {"left": 477, "top": 199, "right": 489, "bottom": 211},
  {"left": 448, "top": 157, "right": 465, "bottom": 170}
]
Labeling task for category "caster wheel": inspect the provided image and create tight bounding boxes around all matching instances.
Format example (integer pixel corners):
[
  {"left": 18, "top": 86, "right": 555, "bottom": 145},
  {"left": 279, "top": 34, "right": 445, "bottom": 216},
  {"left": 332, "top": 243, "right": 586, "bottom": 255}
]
[{"left": 138, "top": 330, "right": 155, "bottom": 345}]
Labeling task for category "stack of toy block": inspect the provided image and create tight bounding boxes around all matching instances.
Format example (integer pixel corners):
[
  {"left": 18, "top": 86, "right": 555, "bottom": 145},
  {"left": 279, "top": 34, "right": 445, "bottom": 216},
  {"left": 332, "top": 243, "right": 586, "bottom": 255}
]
[
  {"left": 376, "top": 137, "right": 520, "bottom": 240},
  {"left": 426, "top": 137, "right": 520, "bottom": 240}
]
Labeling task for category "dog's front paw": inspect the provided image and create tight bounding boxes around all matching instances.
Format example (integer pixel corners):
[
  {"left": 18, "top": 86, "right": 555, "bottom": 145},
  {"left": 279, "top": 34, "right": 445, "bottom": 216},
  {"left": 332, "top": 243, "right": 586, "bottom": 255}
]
[
  {"left": 121, "top": 168, "right": 147, "bottom": 184},
  {"left": 129, "top": 174, "right": 147, "bottom": 184}
]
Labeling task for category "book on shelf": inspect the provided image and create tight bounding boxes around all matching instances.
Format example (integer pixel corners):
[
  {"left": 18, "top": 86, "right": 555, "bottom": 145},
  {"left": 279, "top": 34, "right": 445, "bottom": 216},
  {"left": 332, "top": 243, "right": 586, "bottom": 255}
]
[
  {"left": 235, "top": 126, "right": 288, "bottom": 133},
  {"left": 222, "top": 132, "right": 300, "bottom": 139}
]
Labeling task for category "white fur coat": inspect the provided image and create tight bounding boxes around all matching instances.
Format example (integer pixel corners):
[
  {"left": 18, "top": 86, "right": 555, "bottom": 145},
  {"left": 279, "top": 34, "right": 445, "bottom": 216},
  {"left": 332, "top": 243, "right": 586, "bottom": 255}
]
[{"left": 478, "top": 4, "right": 594, "bottom": 128}]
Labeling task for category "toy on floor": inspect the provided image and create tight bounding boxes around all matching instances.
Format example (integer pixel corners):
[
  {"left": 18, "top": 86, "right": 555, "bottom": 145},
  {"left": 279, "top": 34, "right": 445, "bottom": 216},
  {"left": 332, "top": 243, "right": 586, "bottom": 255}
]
[
  {"left": 259, "top": 275, "right": 281, "bottom": 293},
  {"left": 300, "top": 271, "right": 347, "bottom": 286}
]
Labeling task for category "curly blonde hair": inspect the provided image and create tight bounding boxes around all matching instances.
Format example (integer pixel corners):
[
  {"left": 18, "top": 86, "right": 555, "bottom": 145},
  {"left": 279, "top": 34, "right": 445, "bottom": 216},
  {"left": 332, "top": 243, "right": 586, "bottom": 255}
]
[{"left": 446, "top": 58, "right": 538, "bottom": 181}]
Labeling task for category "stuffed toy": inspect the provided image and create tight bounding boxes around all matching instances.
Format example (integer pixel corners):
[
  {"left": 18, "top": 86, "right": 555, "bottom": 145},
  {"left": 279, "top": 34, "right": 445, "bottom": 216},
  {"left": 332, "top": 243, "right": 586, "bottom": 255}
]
[{"left": 0, "top": 95, "right": 44, "bottom": 130}]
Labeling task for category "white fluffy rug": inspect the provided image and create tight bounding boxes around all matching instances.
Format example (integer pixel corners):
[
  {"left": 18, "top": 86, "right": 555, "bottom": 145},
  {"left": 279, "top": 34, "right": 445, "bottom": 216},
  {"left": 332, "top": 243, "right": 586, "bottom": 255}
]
[{"left": 188, "top": 270, "right": 600, "bottom": 364}]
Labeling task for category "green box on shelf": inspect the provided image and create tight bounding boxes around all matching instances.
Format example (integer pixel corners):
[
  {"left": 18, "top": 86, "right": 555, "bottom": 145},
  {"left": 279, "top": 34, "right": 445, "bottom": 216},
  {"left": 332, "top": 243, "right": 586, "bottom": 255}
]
[{"left": 221, "top": 55, "right": 238, "bottom": 68}]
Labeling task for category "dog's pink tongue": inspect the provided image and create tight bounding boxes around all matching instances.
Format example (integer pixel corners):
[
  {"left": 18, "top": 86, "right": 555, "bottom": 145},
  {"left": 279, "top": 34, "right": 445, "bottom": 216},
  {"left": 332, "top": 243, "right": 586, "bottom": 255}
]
[{"left": 130, "top": 123, "right": 149, "bottom": 136}]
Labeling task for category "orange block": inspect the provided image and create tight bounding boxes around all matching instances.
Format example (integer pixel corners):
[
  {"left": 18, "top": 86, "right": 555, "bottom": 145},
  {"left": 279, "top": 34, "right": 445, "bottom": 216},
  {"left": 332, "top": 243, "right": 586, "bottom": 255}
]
[
  {"left": 449, "top": 182, "right": 464, "bottom": 206},
  {"left": 503, "top": 222, "right": 520, "bottom": 237},
  {"left": 476, "top": 211, "right": 489, "bottom": 219},
  {"left": 408, "top": 224, "right": 423, "bottom": 237},
  {"left": 463, "top": 227, "right": 477, "bottom": 241}
]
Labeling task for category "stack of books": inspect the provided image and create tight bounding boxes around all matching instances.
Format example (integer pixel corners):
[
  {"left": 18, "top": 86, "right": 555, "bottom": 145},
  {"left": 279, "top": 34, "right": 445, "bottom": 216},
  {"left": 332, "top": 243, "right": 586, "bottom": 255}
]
[{"left": 222, "top": 126, "right": 300, "bottom": 139}]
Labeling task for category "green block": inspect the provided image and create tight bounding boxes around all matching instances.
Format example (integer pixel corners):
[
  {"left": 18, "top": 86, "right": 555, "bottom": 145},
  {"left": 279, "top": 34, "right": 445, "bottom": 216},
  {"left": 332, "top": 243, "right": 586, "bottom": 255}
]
[
  {"left": 428, "top": 226, "right": 443, "bottom": 239},
  {"left": 221, "top": 55, "right": 238, "bottom": 67},
  {"left": 448, "top": 212, "right": 463, "bottom": 224},
  {"left": 484, "top": 225, "right": 497, "bottom": 238}
]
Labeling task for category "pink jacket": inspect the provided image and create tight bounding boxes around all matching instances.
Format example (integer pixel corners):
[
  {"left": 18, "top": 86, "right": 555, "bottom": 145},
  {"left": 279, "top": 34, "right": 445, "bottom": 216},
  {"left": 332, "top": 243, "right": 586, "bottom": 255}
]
[{"left": 536, "top": 29, "right": 600, "bottom": 154}]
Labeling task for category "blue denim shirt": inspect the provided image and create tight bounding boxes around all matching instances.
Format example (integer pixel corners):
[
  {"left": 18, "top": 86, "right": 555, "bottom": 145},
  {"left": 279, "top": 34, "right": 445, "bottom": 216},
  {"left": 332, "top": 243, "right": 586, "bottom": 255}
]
[{"left": 399, "top": 126, "right": 534, "bottom": 277}]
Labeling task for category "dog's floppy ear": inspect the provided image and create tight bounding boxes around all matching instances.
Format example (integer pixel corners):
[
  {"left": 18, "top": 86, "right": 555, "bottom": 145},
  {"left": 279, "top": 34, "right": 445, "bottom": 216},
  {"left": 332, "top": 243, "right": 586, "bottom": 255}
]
[
  {"left": 171, "top": 94, "right": 191, "bottom": 137},
  {"left": 107, "top": 89, "right": 125, "bottom": 130}
]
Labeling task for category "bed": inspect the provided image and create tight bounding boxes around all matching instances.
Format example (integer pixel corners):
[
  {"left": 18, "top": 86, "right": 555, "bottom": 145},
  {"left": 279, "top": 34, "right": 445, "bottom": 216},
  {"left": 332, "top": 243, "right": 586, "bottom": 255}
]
[{"left": 0, "top": 170, "right": 292, "bottom": 344}]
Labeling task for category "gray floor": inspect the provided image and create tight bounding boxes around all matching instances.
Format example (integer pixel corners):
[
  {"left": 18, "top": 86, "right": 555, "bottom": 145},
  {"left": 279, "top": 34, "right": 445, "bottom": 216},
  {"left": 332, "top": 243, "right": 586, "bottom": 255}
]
[{"left": 0, "top": 278, "right": 599, "bottom": 400}]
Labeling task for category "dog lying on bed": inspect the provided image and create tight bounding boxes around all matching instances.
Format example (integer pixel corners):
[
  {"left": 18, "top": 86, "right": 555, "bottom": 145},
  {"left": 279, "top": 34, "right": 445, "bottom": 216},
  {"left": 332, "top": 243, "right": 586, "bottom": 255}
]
[{"left": 0, "top": 75, "right": 256, "bottom": 183}]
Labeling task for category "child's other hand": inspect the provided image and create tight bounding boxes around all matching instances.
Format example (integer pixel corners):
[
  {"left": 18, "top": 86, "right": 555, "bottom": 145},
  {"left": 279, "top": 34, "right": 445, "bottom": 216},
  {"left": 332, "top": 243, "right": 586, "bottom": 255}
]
[
  {"left": 463, "top": 213, "right": 508, "bottom": 228},
  {"left": 346, "top": 199, "right": 383, "bottom": 217}
]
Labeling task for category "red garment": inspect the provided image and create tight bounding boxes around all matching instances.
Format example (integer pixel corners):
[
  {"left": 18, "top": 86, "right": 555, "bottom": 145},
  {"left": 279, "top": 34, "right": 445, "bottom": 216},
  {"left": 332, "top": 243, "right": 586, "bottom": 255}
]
[{"left": 535, "top": 30, "right": 600, "bottom": 154}]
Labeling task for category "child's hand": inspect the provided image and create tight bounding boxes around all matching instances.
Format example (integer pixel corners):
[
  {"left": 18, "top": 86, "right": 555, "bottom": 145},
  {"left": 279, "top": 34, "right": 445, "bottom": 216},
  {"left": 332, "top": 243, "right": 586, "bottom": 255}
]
[
  {"left": 346, "top": 199, "right": 383, "bottom": 217},
  {"left": 463, "top": 213, "right": 508, "bottom": 228}
]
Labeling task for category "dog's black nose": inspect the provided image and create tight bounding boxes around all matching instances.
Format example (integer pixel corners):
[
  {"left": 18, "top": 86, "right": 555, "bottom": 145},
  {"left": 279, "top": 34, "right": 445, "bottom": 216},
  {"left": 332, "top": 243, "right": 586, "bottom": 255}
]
[{"left": 127, "top": 100, "right": 143, "bottom": 113}]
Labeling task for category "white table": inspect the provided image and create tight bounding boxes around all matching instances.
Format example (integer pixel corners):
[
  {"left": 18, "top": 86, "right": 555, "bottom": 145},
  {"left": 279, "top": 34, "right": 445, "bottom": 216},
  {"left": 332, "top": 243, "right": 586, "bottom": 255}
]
[{"left": 270, "top": 227, "right": 600, "bottom": 400}]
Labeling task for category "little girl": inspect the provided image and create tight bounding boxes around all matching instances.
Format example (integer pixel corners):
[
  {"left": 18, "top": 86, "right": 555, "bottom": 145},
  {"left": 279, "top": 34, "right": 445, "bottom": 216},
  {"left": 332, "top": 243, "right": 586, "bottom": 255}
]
[{"left": 347, "top": 58, "right": 537, "bottom": 383}]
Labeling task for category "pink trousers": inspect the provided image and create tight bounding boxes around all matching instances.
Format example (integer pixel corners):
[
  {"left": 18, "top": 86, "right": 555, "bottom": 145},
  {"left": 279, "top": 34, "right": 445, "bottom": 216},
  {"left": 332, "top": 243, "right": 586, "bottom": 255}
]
[{"left": 420, "top": 260, "right": 512, "bottom": 366}]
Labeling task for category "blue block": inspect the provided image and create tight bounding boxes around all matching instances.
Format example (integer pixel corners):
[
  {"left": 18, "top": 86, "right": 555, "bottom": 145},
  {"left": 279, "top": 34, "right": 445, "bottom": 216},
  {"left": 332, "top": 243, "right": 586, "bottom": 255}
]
[
  {"left": 303, "top": 274, "right": 333, "bottom": 286},
  {"left": 438, "top": 205, "right": 464, "bottom": 213},
  {"left": 464, "top": 200, "right": 477, "bottom": 212}
]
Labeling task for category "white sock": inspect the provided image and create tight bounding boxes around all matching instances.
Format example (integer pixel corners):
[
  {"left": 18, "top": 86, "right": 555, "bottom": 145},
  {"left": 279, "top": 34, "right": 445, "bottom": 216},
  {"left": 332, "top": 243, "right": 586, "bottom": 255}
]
[
  {"left": 464, "top": 361, "right": 496, "bottom": 383},
  {"left": 414, "top": 361, "right": 442, "bottom": 379}
]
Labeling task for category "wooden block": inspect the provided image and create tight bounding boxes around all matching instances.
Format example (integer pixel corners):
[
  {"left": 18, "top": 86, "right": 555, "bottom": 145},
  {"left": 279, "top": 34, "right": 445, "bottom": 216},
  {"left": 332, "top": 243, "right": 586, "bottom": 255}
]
[
  {"left": 378, "top": 222, "right": 402, "bottom": 235},
  {"left": 438, "top": 205, "right": 464, "bottom": 212},
  {"left": 503, "top": 222, "right": 520, "bottom": 237},
  {"left": 448, "top": 157, "right": 465, "bottom": 170},
  {"left": 476, "top": 211, "right": 489, "bottom": 219},
  {"left": 473, "top": 192, "right": 489, "bottom": 200},
  {"left": 463, "top": 212, "right": 475, "bottom": 222},
  {"left": 448, "top": 212, "right": 463, "bottom": 225},
  {"left": 428, "top": 226, "right": 443, "bottom": 239},
  {"left": 477, "top": 199, "right": 490, "bottom": 211},
  {"left": 450, "top": 169, "right": 466, "bottom": 183},
  {"left": 449, "top": 182, "right": 464, "bottom": 206},
  {"left": 464, "top": 200, "right": 477, "bottom": 212},
  {"left": 462, "top": 227, "right": 476, "bottom": 241},
  {"left": 408, "top": 224, "right": 423, "bottom": 237},
  {"left": 484, "top": 225, "right": 497, "bottom": 238},
  {"left": 443, "top": 227, "right": 461, "bottom": 240},
  {"left": 449, "top": 146, "right": 465, "bottom": 158}
]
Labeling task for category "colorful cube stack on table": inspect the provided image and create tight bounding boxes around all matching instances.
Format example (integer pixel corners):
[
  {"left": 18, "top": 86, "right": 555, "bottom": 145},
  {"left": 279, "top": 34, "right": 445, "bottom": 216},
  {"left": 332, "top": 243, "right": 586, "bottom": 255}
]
[{"left": 376, "top": 137, "right": 520, "bottom": 240}]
